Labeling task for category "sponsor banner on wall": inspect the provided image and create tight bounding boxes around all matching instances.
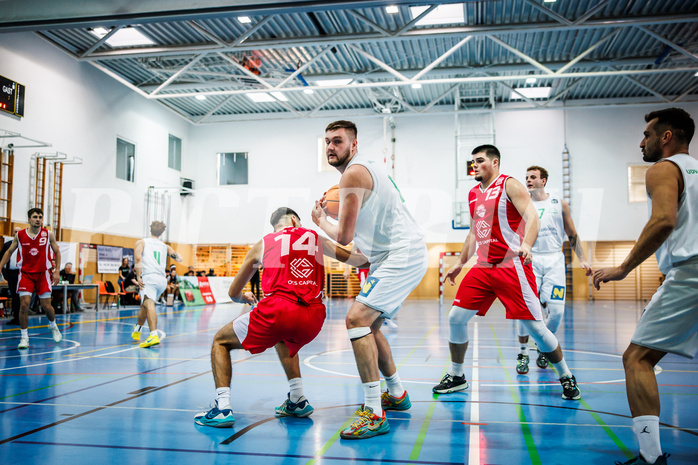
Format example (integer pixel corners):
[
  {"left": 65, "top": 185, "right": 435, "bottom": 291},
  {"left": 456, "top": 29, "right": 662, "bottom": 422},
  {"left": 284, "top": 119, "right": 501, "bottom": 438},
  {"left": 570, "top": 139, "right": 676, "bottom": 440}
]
[
  {"left": 207, "top": 277, "right": 235, "bottom": 303},
  {"left": 197, "top": 277, "right": 216, "bottom": 305},
  {"left": 97, "top": 245, "right": 123, "bottom": 273},
  {"left": 179, "top": 277, "right": 205, "bottom": 306}
]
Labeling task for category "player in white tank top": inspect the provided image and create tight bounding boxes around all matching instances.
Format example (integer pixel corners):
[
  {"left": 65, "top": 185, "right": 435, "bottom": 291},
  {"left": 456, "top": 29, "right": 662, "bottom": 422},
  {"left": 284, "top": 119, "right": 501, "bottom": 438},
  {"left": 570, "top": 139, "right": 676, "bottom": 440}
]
[
  {"left": 312, "top": 120, "right": 428, "bottom": 439},
  {"left": 132, "top": 221, "right": 182, "bottom": 348},
  {"left": 594, "top": 108, "right": 696, "bottom": 465},
  {"left": 515, "top": 166, "right": 592, "bottom": 374}
]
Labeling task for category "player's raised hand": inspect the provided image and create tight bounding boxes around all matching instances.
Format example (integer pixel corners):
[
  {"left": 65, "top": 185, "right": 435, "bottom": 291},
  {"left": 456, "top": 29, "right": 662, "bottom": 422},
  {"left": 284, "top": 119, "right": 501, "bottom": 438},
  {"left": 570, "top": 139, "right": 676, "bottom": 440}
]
[{"left": 311, "top": 200, "right": 326, "bottom": 225}]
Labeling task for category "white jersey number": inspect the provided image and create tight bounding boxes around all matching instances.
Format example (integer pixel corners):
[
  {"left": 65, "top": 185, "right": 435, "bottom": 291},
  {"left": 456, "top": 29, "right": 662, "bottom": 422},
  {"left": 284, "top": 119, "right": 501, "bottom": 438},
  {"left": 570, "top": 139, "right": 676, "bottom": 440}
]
[{"left": 274, "top": 231, "right": 319, "bottom": 257}]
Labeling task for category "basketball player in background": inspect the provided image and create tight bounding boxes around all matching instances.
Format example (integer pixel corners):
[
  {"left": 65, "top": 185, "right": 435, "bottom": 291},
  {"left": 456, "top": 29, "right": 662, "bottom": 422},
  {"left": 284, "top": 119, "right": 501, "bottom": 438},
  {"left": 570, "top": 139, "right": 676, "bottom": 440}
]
[
  {"left": 0, "top": 208, "right": 63, "bottom": 349},
  {"left": 514, "top": 166, "right": 592, "bottom": 374},
  {"left": 594, "top": 108, "right": 696, "bottom": 465},
  {"left": 131, "top": 221, "right": 182, "bottom": 348},
  {"left": 195, "top": 207, "right": 367, "bottom": 427},
  {"left": 312, "top": 120, "right": 428, "bottom": 440},
  {"left": 434, "top": 145, "right": 581, "bottom": 401}
]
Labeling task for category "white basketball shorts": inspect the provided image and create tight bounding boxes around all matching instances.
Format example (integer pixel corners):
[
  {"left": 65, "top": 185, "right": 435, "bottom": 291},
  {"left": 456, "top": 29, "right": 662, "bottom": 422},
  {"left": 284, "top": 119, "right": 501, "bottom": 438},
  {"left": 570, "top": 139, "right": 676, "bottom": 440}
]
[
  {"left": 140, "top": 274, "right": 167, "bottom": 303},
  {"left": 532, "top": 251, "right": 566, "bottom": 304}
]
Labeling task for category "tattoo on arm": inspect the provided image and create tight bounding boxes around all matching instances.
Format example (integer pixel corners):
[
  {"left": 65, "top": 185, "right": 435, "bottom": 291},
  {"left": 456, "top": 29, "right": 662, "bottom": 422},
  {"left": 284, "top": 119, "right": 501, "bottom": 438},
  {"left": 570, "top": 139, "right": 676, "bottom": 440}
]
[{"left": 568, "top": 233, "right": 578, "bottom": 249}]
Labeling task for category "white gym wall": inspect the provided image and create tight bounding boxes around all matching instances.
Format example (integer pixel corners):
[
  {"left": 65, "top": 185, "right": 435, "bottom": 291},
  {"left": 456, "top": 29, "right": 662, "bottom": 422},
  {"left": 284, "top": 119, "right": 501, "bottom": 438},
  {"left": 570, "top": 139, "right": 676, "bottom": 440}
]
[{"left": 2, "top": 31, "right": 697, "bottom": 245}]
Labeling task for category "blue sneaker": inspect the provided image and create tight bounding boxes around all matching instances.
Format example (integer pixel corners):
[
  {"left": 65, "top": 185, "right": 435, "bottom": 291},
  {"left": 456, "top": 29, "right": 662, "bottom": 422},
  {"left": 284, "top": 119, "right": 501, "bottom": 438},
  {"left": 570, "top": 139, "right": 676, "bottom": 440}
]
[
  {"left": 340, "top": 406, "right": 389, "bottom": 440},
  {"left": 275, "top": 394, "right": 314, "bottom": 418},
  {"left": 194, "top": 403, "right": 235, "bottom": 428},
  {"left": 381, "top": 390, "right": 411, "bottom": 411}
]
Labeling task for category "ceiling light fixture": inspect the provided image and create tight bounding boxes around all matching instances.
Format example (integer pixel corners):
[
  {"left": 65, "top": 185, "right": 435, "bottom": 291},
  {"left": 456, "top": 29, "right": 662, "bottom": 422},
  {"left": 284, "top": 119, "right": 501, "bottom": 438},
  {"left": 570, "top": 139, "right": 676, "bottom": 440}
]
[
  {"left": 303, "top": 88, "right": 315, "bottom": 94},
  {"left": 195, "top": 95, "right": 207, "bottom": 100},
  {"left": 411, "top": 83, "right": 422, "bottom": 89},
  {"left": 237, "top": 16, "right": 252, "bottom": 24},
  {"left": 386, "top": 5, "right": 399, "bottom": 14},
  {"left": 525, "top": 77, "right": 537, "bottom": 84}
]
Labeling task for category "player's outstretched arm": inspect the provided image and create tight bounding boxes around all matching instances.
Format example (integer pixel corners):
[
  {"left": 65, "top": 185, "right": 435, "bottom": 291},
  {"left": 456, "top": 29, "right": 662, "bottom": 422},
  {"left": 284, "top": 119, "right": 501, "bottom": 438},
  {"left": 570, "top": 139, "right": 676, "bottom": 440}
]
[
  {"left": 48, "top": 231, "right": 61, "bottom": 284},
  {"left": 228, "top": 240, "right": 261, "bottom": 305},
  {"left": 166, "top": 245, "right": 183, "bottom": 263},
  {"left": 593, "top": 161, "right": 679, "bottom": 290},
  {"left": 444, "top": 220, "right": 477, "bottom": 285},
  {"left": 561, "top": 200, "right": 592, "bottom": 275},
  {"left": 507, "top": 177, "right": 539, "bottom": 264},
  {"left": 318, "top": 235, "right": 369, "bottom": 268}
]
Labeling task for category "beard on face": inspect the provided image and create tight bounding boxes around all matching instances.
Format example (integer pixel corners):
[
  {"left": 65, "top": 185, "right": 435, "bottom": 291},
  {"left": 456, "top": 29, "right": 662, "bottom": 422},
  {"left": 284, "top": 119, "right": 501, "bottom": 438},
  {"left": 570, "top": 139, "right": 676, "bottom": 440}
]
[
  {"left": 642, "top": 140, "right": 662, "bottom": 163},
  {"left": 327, "top": 147, "right": 350, "bottom": 167},
  {"left": 475, "top": 175, "right": 483, "bottom": 181}
]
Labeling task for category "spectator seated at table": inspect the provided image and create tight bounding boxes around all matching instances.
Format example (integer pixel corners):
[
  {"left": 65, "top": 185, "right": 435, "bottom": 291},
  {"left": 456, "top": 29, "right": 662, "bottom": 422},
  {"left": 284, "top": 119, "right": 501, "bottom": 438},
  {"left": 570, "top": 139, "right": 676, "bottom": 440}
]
[
  {"left": 121, "top": 269, "right": 141, "bottom": 306},
  {"left": 52, "top": 262, "right": 84, "bottom": 312}
]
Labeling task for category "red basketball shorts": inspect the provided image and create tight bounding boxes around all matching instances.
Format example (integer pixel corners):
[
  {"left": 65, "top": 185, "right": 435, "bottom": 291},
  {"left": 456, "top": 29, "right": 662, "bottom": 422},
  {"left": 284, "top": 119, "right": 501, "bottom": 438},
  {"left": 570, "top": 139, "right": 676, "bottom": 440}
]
[
  {"left": 17, "top": 270, "right": 53, "bottom": 298},
  {"left": 233, "top": 294, "right": 326, "bottom": 358},
  {"left": 454, "top": 257, "right": 543, "bottom": 320}
]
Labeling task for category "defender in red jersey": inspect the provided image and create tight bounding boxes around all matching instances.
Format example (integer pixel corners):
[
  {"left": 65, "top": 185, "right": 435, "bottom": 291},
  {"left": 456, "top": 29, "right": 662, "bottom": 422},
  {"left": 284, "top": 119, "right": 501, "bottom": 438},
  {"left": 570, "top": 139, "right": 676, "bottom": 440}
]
[
  {"left": 433, "top": 145, "right": 581, "bottom": 402},
  {"left": 0, "top": 208, "right": 63, "bottom": 349},
  {"left": 195, "top": 207, "right": 367, "bottom": 428}
]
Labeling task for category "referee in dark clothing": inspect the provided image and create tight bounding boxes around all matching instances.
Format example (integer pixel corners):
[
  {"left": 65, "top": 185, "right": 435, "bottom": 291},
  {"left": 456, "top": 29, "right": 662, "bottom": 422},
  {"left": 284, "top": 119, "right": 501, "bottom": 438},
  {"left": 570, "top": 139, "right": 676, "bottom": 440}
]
[{"left": 1, "top": 226, "right": 21, "bottom": 325}]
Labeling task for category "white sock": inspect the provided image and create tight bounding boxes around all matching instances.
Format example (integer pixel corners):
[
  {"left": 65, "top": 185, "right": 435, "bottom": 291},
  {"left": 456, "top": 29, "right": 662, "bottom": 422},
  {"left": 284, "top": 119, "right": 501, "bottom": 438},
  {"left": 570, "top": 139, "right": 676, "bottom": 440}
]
[
  {"left": 450, "top": 361, "right": 464, "bottom": 377},
  {"left": 552, "top": 358, "right": 572, "bottom": 379},
  {"left": 49, "top": 320, "right": 58, "bottom": 330},
  {"left": 633, "top": 415, "right": 662, "bottom": 463},
  {"left": 134, "top": 324, "right": 143, "bottom": 333},
  {"left": 216, "top": 387, "right": 231, "bottom": 410},
  {"left": 385, "top": 372, "right": 405, "bottom": 398},
  {"left": 150, "top": 330, "right": 158, "bottom": 337},
  {"left": 363, "top": 381, "right": 382, "bottom": 417},
  {"left": 520, "top": 345, "right": 529, "bottom": 355},
  {"left": 21, "top": 329, "right": 28, "bottom": 339},
  {"left": 288, "top": 377, "right": 304, "bottom": 403}
]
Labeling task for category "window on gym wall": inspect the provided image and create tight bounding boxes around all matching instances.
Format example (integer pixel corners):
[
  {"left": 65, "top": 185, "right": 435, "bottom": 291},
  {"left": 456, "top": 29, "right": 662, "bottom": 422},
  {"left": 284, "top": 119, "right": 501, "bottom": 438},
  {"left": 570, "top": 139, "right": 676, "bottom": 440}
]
[
  {"left": 168, "top": 134, "right": 182, "bottom": 171},
  {"left": 217, "top": 152, "right": 248, "bottom": 185},
  {"left": 116, "top": 137, "right": 135, "bottom": 182},
  {"left": 628, "top": 164, "right": 650, "bottom": 203}
]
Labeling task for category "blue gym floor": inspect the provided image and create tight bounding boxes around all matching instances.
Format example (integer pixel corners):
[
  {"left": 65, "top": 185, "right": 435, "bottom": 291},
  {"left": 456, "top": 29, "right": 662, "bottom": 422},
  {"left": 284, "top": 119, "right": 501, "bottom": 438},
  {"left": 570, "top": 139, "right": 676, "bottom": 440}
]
[{"left": 1, "top": 299, "right": 696, "bottom": 464}]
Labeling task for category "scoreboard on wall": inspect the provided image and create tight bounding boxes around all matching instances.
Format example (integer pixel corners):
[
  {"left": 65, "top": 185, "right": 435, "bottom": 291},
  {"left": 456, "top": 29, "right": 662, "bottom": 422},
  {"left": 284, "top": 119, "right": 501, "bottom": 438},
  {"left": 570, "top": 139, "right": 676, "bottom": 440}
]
[{"left": 0, "top": 75, "right": 25, "bottom": 118}]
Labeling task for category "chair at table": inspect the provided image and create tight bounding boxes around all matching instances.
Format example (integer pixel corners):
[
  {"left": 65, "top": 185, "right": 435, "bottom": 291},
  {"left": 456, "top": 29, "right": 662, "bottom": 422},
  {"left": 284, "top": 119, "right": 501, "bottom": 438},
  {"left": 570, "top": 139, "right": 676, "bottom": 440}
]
[{"left": 96, "top": 281, "right": 118, "bottom": 310}]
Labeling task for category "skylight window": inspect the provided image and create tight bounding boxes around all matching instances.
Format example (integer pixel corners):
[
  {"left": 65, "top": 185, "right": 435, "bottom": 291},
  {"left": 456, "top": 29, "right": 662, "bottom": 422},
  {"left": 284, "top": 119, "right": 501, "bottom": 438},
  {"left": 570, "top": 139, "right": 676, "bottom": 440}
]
[
  {"left": 510, "top": 87, "right": 552, "bottom": 100},
  {"left": 89, "top": 27, "right": 155, "bottom": 47},
  {"left": 245, "top": 92, "right": 276, "bottom": 102},
  {"left": 409, "top": 4, "right": 465, "bottom": 26},
  {"left": 315, "top": 79, "right": 353, "bottom": 87}
]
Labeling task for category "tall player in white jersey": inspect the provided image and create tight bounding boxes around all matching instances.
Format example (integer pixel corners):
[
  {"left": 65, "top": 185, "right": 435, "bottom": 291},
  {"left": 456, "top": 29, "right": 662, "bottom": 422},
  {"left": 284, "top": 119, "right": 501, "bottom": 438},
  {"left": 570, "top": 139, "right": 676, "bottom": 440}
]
[
  {"left": 514, "top": 166, "right": 592, "bottom": 374},
  {"left": 131, "top": 221, "right": 182, "bottom": 348},
  {"left": 312, "top": 120, "right": 428, "bottom": 440},
  {"left": 595, "top": 108, "right": 697, "bottom": 465}
]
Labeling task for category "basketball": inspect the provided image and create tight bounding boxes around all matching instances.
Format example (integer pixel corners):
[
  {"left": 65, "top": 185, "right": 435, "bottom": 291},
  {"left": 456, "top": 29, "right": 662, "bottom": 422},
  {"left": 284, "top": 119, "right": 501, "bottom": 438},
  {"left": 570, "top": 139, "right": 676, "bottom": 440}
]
[{"left": 324, "top": 185, "right": 340, "bottom": 219}]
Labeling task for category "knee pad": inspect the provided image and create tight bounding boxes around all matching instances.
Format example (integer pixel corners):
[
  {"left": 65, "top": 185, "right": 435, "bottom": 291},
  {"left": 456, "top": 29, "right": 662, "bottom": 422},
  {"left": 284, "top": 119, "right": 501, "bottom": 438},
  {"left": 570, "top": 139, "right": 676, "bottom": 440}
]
[
  {"left": 347, "top": 326, "right": 372, "bottom": 341},
  {"left": 520, "top": 319, "right": 558, "bottom": 353},
  {"left": 545, "top": 302, "right": 565, "bottom": 334},
  {"left": 448, "top": 306, "right": 476, "bottom": 344}
]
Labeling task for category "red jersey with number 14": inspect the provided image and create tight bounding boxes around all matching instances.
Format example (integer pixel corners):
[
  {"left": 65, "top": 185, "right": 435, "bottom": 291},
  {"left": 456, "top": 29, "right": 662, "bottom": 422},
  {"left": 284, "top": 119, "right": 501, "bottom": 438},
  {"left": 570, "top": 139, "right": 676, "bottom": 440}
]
[
  {"left": 261, "top": 227, "right": 325, "bottom": 304},
  {"left": 16, "top": 228, "right": 52, "bottom": 273},
  {"left": 469, "top": 174, "right": 525, "bottom": 265}
]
